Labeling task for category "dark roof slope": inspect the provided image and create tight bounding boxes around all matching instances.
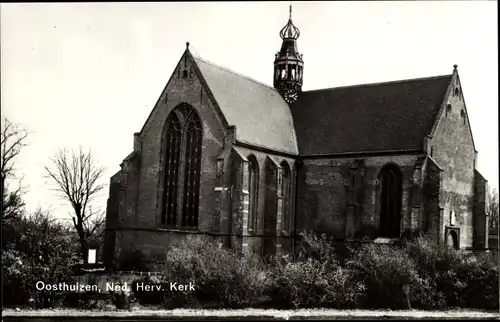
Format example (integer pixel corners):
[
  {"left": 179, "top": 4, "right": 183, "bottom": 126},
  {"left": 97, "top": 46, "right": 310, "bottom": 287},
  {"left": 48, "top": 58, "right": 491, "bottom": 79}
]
[
  {"left": 292, "top": 75, "right": 452, "bottom": 155},
  {"left": 194, "top": 57, "right": 299, "bottom": 155}
]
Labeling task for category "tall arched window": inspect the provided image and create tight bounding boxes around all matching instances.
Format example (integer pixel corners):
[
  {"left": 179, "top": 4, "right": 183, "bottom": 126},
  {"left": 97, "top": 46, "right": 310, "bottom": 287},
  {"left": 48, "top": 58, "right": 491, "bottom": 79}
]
[
  {"left": 161, "top": 113, "right": 181, "bottom": 225},
  {"left": 377, "top": 164, "right": 402, "bottom": 238},
  {"left": 160, "top": 104, "right": 203, "bottom": 228},
  {"left": 281, "top": 161, "right": 291, "bottom": 235},
  {"left": 182, "top": 111, "right": 203, "bottom": 227},
  {"left": 263, "top": 159, "right": 278, "bottom": 256},
  {"left": 248, "top": 155, "right": 259, "bottom": 233}
]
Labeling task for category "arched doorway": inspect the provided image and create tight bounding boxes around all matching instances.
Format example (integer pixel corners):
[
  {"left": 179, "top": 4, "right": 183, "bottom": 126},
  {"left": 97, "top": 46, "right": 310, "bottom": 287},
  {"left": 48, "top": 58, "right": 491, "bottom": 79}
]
[
  {"left": 377, "top": 164, "right": 403, "bottom": 238},
  {"left": 446, "top": 230, "right": 459, "bottom": 250}
]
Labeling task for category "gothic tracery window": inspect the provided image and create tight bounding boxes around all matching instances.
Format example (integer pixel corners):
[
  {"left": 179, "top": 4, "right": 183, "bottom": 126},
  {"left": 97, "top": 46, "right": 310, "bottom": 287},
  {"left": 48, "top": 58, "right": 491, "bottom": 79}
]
[
  {"left": 160, "top": 104, "right": 203, "bottom": 229},
  {"left": 161, "top": 113, "right": 182, "bottom": 225},
  {"left": 182, "top": 111, "right": 203, "bottom": 227}
]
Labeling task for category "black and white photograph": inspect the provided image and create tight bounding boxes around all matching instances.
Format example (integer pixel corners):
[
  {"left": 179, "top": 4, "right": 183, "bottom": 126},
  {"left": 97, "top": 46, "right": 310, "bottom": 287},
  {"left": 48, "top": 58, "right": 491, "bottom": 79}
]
[{"left": 1, "top": 1, "right": 499, "bottom": 320}]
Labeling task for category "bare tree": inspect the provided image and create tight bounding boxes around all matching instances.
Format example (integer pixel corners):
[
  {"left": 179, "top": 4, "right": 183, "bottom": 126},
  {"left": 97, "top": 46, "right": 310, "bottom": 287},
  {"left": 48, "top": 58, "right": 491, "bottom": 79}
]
[
  {"left": 1, "top": 117, "right": 28, "bottom": 221},
  {"left": 44, "top": 147, "right": 106, "bottom": 263}
]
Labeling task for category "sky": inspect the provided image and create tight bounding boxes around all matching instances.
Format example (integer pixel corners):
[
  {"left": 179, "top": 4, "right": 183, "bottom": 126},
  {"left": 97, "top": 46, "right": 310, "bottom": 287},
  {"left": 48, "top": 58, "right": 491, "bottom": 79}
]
[{"left": 1, "top": 1, "right": 498, "bottom": 221}]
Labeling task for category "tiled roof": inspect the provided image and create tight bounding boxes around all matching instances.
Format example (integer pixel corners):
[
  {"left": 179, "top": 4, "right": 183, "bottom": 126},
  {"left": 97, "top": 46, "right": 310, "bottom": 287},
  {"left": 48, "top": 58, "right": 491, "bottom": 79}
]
[
  {"left": 291, "top": 75, "right": 453, "bottom": 155},
  {"left": 193, "top": 57, "right": 299, "bottom": 155}
]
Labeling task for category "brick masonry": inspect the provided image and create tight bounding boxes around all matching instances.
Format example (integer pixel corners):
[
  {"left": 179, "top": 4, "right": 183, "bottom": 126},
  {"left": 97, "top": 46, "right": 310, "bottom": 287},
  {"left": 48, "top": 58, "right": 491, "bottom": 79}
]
[
  {"left": 427, "top": 71, "right": 485, "bottom": 249},
  {"left": 103, "top": 52, "right": 490, "bottom": 268}
]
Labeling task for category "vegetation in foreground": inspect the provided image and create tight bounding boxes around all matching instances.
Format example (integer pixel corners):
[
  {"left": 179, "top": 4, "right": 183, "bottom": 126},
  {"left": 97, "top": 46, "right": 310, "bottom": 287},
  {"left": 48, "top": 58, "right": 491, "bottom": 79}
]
[{"left": 3, "top": 228, "right": 499, "bottom": 311}]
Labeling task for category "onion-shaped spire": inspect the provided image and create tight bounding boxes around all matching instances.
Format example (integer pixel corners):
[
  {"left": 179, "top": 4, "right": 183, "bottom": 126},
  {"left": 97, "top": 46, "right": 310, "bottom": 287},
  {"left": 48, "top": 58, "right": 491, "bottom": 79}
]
[{"left": 279, "top": 5, "right": 300, "bottom": 40}]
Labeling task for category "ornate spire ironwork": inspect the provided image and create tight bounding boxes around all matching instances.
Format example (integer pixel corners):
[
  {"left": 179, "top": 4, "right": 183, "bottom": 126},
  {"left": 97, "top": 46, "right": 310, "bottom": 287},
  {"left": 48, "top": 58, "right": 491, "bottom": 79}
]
[{"left": 279, "top": 5, "right": 300, "bottom": 40}]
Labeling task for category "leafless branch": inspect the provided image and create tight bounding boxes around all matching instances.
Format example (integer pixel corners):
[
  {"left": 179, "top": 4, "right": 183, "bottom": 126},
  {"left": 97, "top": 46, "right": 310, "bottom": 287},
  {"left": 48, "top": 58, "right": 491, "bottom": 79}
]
[
  {"left": 44, "top": 147, "right": 106, "bottom": 262},
  {"left": 1, "top": 118, "right": 29, "bottom": 180}
]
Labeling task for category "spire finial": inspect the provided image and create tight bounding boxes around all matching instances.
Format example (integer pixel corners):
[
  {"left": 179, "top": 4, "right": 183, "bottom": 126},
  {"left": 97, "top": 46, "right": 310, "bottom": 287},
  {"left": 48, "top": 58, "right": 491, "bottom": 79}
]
[
  {"left": 280, "top": 3, "right": 300, "bottom": 40},
  {"left": 186, "top": 42, "right": 190, "bottom": 49},
  {"left": 453, "top": 64, "right": 458, "bottom": 70}
]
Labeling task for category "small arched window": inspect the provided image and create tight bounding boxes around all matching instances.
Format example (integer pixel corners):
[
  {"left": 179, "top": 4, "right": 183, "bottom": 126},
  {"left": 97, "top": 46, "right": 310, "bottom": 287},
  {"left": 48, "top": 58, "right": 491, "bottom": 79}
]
[{"left": 460, "top": 109, "right": 466, "bottom": 124}]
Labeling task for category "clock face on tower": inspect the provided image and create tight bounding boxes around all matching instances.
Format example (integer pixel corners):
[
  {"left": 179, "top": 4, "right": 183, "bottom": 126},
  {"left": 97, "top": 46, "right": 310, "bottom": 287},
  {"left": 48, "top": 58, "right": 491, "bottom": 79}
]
[{"left": 283, "top": 89, "right": 298, "bottom": 104}]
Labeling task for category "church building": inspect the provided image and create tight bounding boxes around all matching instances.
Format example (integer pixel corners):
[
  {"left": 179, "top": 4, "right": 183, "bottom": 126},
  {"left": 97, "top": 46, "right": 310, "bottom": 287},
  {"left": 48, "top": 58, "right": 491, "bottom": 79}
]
[{"left": 104, "top": 7, "right": 490, "bottom": 268}]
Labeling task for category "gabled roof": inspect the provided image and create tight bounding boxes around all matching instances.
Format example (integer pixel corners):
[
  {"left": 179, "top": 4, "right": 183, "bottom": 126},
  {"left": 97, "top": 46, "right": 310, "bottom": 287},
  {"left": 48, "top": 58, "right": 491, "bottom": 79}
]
[
  {"left": 291, "top": 75, "right": 453, "bottom": 155},
  {"left": 193, "top": 56, "right": 299, "bottom": 155}
]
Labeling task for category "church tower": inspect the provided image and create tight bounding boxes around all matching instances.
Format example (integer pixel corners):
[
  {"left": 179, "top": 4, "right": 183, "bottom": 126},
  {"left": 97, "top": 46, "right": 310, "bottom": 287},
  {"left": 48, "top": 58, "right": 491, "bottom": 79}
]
[{"left": 274, "top": 5, "right": 303, "bottom": 104}]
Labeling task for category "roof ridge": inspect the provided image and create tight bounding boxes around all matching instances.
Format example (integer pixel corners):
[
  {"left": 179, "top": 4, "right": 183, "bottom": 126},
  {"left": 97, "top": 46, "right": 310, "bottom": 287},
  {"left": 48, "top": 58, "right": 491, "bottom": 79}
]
[
  {"left": 303, "top": 74, "right": 453, "bottom": 94},
  {"left": 193, "top": 56, "right": 278, "bottom": 93}
]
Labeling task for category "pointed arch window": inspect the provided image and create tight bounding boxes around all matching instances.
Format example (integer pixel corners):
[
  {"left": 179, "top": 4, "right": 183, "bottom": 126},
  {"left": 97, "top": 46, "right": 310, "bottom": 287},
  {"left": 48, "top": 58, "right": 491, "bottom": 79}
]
[
  {"left": 159, "top": 104, "right": 203, "bottom": 229},
  {"left": 281, "top": 161, "right": 291, "bottom": 235},
  {"left": 161, "top": 113, "right": 181, "bottom": 225},
  {"left": 377, "top": 164, "right": 402, "bottom": 238},
  {"left": 248, "top": 155, "right": 259, "bottom": 233},
  {"left": 182, "top": 111, "right": 203, "bottom": 227}
]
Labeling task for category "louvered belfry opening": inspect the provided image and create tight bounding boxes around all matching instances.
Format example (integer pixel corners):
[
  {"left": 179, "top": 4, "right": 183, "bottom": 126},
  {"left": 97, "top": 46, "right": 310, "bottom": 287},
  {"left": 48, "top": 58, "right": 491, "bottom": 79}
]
[
  {"left": 377, "top": 164, "right": 402, "bottom": 238},
  {"left": 160, "top": 104, "right": 203, "bottom": 229}
]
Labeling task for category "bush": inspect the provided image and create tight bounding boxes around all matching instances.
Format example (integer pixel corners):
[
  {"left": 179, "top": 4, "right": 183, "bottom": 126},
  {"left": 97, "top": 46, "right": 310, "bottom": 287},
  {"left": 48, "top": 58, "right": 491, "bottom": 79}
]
[
  {"left": 63, "top": 292, "right": 109, "bottom": 310},
  {"left": 107, "top": 275, "right": 135, "bottom": 310},
  {"left": 347, "top": 243, "right": 438, "bottom": 309},
  {"left": 163, "top": 235, "right": 269, "bottom": 309},
  {"left": 2, "top": 210, "right": 80, "bottom": 308},
  {"left": 407, "top": 237, "right": 499, "bottom": 310},
  {"left": 132, "top": 276, "right": 167, "bottom": 305},
  {"left": 296, "top": 231, "right": 340, "bottom": 264},
  {"left": 266, "top": 255, "right": 365, "bottom": 309}
]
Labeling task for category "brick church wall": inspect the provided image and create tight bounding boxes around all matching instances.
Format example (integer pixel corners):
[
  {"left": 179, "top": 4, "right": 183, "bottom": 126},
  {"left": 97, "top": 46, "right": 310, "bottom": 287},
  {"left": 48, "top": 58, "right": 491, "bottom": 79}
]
[
  {"left": 473, "top": 170, "right": 488, "bottom": 250},
  {"left": 428, "top": 75, "right": 476, "bottom": 249},
  {"left": 296, "top": 154, "right": 425, "bottom": 240},
  {"left": 112, "top": 52, "right": 228, "bottom": 264}
]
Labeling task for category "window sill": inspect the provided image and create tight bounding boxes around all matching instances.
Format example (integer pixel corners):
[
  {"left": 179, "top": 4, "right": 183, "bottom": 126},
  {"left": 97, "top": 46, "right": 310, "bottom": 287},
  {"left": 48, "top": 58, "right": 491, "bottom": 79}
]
[{"left": 157, "top": 226, "right": 198, "bottom": 233}]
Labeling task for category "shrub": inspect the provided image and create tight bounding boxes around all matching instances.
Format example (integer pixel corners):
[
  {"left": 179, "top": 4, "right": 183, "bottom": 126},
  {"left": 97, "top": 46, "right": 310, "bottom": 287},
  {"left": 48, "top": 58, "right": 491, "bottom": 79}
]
[
  {"left": 265, "top": 252, "right": 365, "bottom": 309},
  {"left": 296, "top": 231, "right": 339, "bottom": 264},
  {"left": 347, "top": 243, "right": 433, "bottom": 309},
  {"left": 407, "top": 237, "right": 499, "bottom": 310},
  {"left": 163, "top": 235, "right": 269, "bottom": 309},
  {"left": 2, "top": 210, "right": 80, "bottom": 308},
  {"left": 63, "top": 292, "right": 109, "bottom": 310},
  {"left": 132, "top": 275, "right": 167, "bottom": 305},
  {"left": 107, "top": 275, "right": 135, "bottom": 310}
]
